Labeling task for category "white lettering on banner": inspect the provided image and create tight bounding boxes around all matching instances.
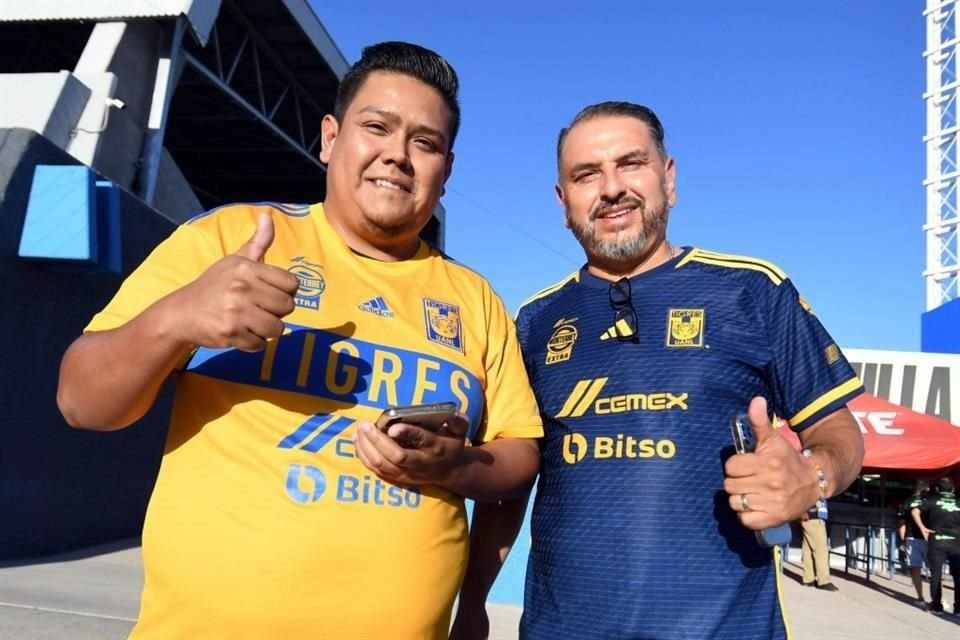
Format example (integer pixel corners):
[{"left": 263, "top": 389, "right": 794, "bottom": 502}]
[
  {"left": 853, "top": 411, "right": 903, "bottom": 436},
  {"left": 844, "top": 348, "right": 959, "bottom": 425}
]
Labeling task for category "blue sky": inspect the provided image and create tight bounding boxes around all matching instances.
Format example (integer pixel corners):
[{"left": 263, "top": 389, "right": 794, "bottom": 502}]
[{"left": 314, "top": 1, "right": 924, "bottom": 352}]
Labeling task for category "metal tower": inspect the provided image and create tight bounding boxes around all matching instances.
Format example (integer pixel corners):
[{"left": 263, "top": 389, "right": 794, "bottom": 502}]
[{"left": 925, "top": 0, "right": 960, "bottom": 309}]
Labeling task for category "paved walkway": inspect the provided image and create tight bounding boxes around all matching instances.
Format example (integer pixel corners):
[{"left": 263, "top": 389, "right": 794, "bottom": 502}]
[{"left": 0, "top": 542, "right": 955, "bottom": 639}]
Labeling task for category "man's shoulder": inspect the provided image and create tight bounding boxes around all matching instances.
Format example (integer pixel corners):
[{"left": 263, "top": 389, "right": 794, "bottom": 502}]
[
  {"left": 184, "top": 201, "right": 312, "bottom": 229},
  {"left": 425, "top": 250, "right": 509, "bottom": 313},
  {"left": 515, "top": 271, "right": 581, "bottom": 322},
  {"left": 676, "top": 247, "right": 790, "bottom": 290}
]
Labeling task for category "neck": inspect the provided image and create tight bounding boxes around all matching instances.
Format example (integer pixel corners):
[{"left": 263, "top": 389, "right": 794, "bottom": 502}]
[
  {"left": 323, "top": 200, "right": 421, "bottom": 262},
  {"left": 586, "top": 239, "right": 676, "bottom": 281}
]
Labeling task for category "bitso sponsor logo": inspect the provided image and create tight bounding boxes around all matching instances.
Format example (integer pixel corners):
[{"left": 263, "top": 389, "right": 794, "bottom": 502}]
[
  {"left": 280, "top": 416, "right": 422, "bottom": 509},
  {"left": 562, "top": 432, "right": 676, "bottom": 465},
  {"left": 562, "top": 433, "right": 588, "bottom": 464}
]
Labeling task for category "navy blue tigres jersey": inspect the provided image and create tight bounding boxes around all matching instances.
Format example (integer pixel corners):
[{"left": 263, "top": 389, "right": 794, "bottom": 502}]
[{"left": 515, "top": 247, "right": 863, "bottom": 640}]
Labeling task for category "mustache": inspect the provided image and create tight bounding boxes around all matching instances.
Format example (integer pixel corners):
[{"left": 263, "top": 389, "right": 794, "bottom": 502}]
[{"left": 590, "top": 197, "right": 645, "bottom": 221}]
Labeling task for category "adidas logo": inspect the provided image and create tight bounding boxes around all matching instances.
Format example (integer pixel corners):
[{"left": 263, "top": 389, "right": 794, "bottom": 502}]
[
  {"left": 358, "top": 296, "right": 395, "bottom": 318},
  {"left": 600, "top": 318, "right": 636, "bottom": 341}
]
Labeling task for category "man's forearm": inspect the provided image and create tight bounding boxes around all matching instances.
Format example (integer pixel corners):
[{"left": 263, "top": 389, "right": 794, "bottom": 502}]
[
  {"left": 798, "top": 407, "right": 864, "bottom": 499},
  {"left": 910, "top": 508, "right": 928, "bottom": 533},
  {"left": 441, "top": 438, "right": 539, "bottom": 501},
  {"left": 58, "top": 295, "right": 191, "bottom": 430},
  {"left": 457, "top": 495, "right": 531, "bottom": 609}
]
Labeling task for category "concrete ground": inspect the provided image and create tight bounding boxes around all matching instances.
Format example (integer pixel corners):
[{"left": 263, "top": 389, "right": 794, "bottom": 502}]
[{"left": 0, "top": 542, "right": 955, "bottom": 639}]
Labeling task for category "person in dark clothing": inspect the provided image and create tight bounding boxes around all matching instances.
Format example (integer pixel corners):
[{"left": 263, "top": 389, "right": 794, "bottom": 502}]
[
  {"left": 920, "top": 477, "right": 960, "bottom": 616},
  {"left": 899, "top": 480, "right": 931, "bottom": 607}
]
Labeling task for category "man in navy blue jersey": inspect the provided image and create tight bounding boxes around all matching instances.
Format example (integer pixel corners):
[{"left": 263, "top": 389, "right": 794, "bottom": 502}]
[{"left": 451, "top": 102, "right": 865, "bottom": 640}]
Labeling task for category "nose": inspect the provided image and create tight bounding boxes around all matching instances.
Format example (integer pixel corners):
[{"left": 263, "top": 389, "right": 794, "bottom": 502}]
[
  {"left": 381, "top": 135, "right": 412, "bottom": 172},
  {"left": 599, "top": 169, "right": 626, "bottom": 202}
]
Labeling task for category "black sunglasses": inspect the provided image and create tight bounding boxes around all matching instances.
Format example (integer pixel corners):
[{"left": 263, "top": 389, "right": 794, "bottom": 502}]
[{"left": 608, "top": 277, "right": 639, "bottom": 342}]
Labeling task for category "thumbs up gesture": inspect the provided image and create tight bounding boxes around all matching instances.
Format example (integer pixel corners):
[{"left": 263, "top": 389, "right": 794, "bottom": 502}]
[
  {"left": 170, "top": 213, "right": 301, "bottom": 352},
  {"left": 723, "top": 397, "right": 821, "bottom": 530}
]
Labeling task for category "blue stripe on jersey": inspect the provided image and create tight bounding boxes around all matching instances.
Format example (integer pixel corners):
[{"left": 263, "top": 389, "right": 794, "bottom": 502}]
[
  {"left": 185, "top": 202, "right": 310, "bottom": 225},
  {"left": 184, "top": 322, "right": 485, "bottom": 437}
]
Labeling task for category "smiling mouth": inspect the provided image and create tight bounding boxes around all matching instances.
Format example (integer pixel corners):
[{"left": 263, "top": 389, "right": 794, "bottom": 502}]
[
  {"left": 371, "top": 178, "right": 412, "bottom": 194},
  {"left": 595, "top": 205, "right": 636, "bottom": 220}
]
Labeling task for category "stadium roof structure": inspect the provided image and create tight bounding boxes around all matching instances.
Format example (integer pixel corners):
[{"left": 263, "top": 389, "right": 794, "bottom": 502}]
[
  {"left": 166, "top": 0, "right": 347, "bottom": 207},
  {"left": 2, "top": 1, "right": 221, "bottom": 44},
  {"left": 1, "top": 0, "right": 348, "bottom": 212}
]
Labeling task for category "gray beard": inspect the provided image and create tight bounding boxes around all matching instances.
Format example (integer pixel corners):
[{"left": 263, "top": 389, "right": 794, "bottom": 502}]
[{"left": 566, "top": 201, "right": 668, "bottom": 263}]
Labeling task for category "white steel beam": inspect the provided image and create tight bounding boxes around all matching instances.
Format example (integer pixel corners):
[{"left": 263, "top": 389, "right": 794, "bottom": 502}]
[{"left": 926, "top": 0, "right": 960, "bottom": 309}]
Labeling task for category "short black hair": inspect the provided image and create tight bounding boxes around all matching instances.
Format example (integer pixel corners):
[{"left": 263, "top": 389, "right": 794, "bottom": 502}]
[
  {"left": 333, "top": 41, "right": 460, "bottom": 150},
  {"left": 937, "top": 477, "right": 955, "bottom": 493},
  {"left": 557, "top": 102, "right": 667, "bottom": 166}
]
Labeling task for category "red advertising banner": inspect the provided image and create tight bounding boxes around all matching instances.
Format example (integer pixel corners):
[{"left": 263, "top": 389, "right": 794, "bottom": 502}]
[{"left": 779, "top": 393, "right": 960, "bottom": 472}]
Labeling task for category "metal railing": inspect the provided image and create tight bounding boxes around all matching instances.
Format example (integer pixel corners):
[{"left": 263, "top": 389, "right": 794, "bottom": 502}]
[{"left": 829, "top": 521, "right": 954, "bottom": 586}]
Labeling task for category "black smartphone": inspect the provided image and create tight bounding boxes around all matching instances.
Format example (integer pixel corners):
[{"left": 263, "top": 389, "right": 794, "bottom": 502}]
[
  {"left": 729, "top": 413, "right": 793, "bottom": 547},
  {"left": 375, "top": 402, "right": 458, "bottom": 433}
]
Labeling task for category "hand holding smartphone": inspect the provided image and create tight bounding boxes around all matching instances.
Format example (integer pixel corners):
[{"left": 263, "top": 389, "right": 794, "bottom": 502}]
[
  {"left": 375, "top": 402, "right": 458, "bottom": 433},
  {"left": 729, "top": 413, "right": 793, "bottom": 547}
]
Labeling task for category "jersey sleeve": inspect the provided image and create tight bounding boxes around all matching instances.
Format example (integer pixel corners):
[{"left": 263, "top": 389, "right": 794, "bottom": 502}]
[
  {"left": 514, "top": 303, "right": 536, "bottom": 376},
  {"left": 84, "top": 219, "right": 224, "bottom": 340},
  {"left": 764, "top": 279, "right": 863, "bottom": 432},
  {"left": 473, "top": 287, "right": 543, "bottom": 443}
]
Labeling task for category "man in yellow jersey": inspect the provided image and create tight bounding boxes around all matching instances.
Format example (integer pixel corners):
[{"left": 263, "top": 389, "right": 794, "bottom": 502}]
[{"left": 57, "top": 42, "right": 542, "bottom": 639}]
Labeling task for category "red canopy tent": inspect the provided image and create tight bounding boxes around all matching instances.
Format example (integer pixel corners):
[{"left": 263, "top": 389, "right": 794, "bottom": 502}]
[{"left": 779, "top": 393, "right": 960, "bottom": 473}]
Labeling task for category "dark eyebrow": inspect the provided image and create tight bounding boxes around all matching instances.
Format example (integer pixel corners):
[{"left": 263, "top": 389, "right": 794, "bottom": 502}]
[
  {"left": 568, "top": 148, "right": 650, "bottom": 177},
  {"left": 568, "top": 160, "right": 601, "bottom": 176},
  {"left": 618, "top": 149, "right": 650, "bottom": 164},
  {"left": 356, "top": 106, "right": 449, "bottom": 147}
]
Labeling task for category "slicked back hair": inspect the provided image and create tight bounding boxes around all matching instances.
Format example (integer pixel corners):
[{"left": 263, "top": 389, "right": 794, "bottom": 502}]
[
  {"left": 557, "top": 102, "right": 667, "bottom": 168},
  {"left": 333, "top": 41, "right": 460, "bottom": 151}
]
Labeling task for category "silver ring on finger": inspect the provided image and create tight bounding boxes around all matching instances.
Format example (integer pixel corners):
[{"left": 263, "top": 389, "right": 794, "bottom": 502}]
[{"left": 740, "top": 493, "right": 752, "bottom": 512}]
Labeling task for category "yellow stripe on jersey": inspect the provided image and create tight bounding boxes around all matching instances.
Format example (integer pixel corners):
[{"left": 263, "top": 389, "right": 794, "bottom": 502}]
[
  {"left": 556, "top": 380, "right": 594, "bottom": 417},
  {"left": 556, "top": 378, "right": 608, "bottom": 418},
  {"left": 774, "top": 546, "right": 793, "bottom": 640},
  {"left": 571, "top": 378, "right": 608, "bottom": 417},
  {"left": 684, "top": 254, "right": 785, "bottom": 285},
  {"left": 694, "top": 249, "right": 787, "bottom": 280},
  {"left": 788, "top": 377, "right": 862, "bottom": 426},
  {"left": 515, "top": 271, "right": 580, "bottom": 319},
  {"left": 675, "top": 247, "right": 701, "bottom": 269},
  {"left": 615, "top": 317, "right": 635, "bottom": 337}
]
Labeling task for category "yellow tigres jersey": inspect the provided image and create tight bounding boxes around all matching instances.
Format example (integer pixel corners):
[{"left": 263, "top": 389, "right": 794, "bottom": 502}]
[{"left": 86, "top": 202, "right": 543, "bottom": 639}]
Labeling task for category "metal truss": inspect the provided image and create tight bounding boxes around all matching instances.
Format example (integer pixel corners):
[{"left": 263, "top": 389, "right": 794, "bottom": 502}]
[
  {"left": 181, "top": 0, "right": 326, "bottom": 171},
  {"left": 925, "top": 0, "right": 960, "bottom": 309}
]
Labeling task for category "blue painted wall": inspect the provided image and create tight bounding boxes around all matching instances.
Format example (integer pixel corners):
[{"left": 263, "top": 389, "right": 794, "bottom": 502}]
[
  {"left": 0, "top": 129, "right": 174, "bottom": 559},
  {"left": 922, "top": 298, "right": 960, "bottom": 354}
]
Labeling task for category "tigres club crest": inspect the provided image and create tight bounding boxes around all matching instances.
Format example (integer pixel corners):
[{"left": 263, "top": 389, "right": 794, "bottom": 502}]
[
  {"left": 666, "top": 309, "right": 704, "bottom": 347},
  {"left": 546, "top": 321, "right": 578, "bottom": 365},
  {"left": 423, "top": 298, "right": 463, "bottom": 352}
]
